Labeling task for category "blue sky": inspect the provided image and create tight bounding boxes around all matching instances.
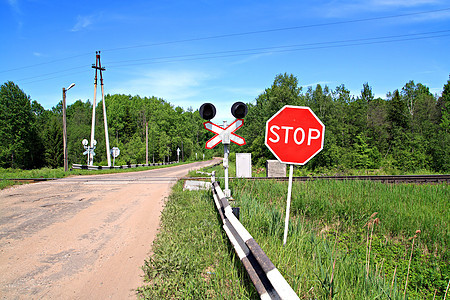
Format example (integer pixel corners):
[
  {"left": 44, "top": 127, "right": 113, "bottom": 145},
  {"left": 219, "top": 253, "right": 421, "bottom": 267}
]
[{"left": 1, "top": 0, "right": 449, "bottom": 122}]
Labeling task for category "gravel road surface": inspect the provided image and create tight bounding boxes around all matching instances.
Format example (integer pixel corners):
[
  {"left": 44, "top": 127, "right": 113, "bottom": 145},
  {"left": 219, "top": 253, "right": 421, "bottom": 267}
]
[{"left": 0, "top": 159, "right": 219, "bottom": 299}]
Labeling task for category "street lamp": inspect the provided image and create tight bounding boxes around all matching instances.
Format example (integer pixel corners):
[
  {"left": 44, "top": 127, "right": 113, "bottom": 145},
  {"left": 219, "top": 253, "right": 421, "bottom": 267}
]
[{"left": 62, "top": 83, "right": 75, "bottom": 172}]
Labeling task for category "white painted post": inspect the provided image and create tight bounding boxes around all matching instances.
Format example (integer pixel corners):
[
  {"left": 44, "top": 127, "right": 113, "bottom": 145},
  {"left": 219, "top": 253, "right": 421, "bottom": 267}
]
[
  {"left": 223, "top": 120, "right": 231, "bottom": 198},
  {"left": 224, "top": 143, "right": 230, "bottom": 197},
  {"left": 283, "top": 164, "right": 294, "bottom": 246},
  {"left": 101, "top": 82, "right": 111, "bottom": 166}
]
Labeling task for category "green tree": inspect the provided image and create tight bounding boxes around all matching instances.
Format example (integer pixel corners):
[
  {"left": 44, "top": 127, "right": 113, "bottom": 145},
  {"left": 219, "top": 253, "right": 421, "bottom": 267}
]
[
  {"left": 240, "top": 73, "right": 304, "bottom": 165},
  {"left": 43, "top": 115, "right": 63, "bottom": 168},
  {"left": 0, "top": 81, "right": 42, "bottom": 169},
  {"left": 438, "top": 75, "right": 450, "bottom": 133},
  {"left": 434, "top": 76, "right": 450, "bottom": 171}
]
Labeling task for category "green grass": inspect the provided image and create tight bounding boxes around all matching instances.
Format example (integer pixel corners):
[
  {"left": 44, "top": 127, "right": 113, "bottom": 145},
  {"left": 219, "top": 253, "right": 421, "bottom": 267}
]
[
  {"left": 231, "top": 179, "right": 449, "bottom": 299},
  {"left": 138, "top": 182, "right": 257, "bottom": 299},
  {"left": 140, "top": 177, "right": 449, "bottom": 299}
]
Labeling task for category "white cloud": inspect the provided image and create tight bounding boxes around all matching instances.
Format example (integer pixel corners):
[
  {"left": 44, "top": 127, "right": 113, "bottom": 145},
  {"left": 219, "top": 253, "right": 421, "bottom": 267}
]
[
  {"left": 7, "top": 0, "right": 20, "bottom": 13},
  {"left": 109, "top": 69, "right": 261, "bottom": 122},
  {"left": 222, "top": 86, "right": 264, "bottom": 97},
  {"left": 71, "top": 15, "right": 94, "bottom": 32},
  {"left": 110, "top": 69, "right": 215, "bottom": 103}
]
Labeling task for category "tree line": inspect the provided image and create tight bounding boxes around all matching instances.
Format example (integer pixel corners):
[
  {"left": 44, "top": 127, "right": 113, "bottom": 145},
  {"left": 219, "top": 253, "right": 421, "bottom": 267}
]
[
  {"left": 1, "top": 74, "right": 449, "bottom": 172},
  {"left": 0, "top": 82, "right": 210, "bottom": 169},
  {"left": 239, "top": 73, "right": 450, "bottom": 172}
]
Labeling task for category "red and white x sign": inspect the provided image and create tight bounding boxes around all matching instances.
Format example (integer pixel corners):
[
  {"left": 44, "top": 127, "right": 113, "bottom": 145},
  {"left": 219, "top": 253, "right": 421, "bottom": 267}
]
[{"left": 203, "top": 119, "right": 246, "bottom": 149}]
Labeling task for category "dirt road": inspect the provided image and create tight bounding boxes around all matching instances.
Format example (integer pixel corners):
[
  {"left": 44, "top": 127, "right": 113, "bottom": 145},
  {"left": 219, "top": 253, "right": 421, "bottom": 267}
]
[{"left": 0, "top": 159, "right": 219, "bottom": 299}]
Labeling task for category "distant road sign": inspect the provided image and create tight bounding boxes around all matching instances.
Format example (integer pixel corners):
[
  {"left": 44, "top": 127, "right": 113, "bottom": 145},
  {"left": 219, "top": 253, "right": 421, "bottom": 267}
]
[
  {"left": 265, "top": 106, "right": 325, "bottom": 165},
  {"left": 111, "top": 147, "right": 120, "bottom": 158}
]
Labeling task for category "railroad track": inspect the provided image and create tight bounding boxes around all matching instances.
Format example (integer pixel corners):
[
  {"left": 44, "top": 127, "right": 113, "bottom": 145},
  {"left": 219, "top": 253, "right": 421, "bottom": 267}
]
[
  {"left": 182, "top": 174, "right": 450, "bottom": 184},
  {"left": 1, "top": 178, "right": 59, "bottom": 183},
  {"left": 3, "top": 174, "right": 449, "bottom": 184}
]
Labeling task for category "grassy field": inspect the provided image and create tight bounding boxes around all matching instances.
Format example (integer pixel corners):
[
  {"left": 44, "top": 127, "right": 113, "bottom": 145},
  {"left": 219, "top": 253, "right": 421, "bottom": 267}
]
[
  {"left": 232, "top": 179, "right": 449, "bottom": 299},
  {"left": 140, "top": 176, "right": 449, "bottom": 299},
  {"left": 138, "top": 181, "right": 258, "bottom": 299}
]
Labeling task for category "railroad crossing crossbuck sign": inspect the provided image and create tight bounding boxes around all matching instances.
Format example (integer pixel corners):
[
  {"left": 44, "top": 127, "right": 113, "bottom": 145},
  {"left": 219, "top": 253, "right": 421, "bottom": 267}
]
[
  {"left": 265, "top": 105, "right": 325, "bottom": 165},
  {"left": 203, "top": 119, "right": 246, "bottom": 149}
]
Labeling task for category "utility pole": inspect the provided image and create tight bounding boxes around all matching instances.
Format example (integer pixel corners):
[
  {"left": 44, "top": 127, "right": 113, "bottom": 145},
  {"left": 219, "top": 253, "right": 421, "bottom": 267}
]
[
  {"left": 90, "top": 51, "right": 111, "bottom": 166},
  {"left": 62, "top": 83, "right": 75, "bottom": 172},
  {"left": 181, "top": 138, "right": 184, "bottom": 162},
  {"left": 146, "top": 122, "right": 149, "bottom": 164}
]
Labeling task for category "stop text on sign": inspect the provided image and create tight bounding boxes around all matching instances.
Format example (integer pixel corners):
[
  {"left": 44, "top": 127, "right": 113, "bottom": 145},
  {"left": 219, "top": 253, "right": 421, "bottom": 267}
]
[{"left": 265, "top": 105, "right": 325, "bottom": 165}]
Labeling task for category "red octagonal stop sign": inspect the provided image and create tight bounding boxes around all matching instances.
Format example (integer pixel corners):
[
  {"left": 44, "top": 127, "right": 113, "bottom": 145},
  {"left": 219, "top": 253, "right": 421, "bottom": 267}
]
[{"left": 265, "top": 105, "right": 325, "bottom": 165}]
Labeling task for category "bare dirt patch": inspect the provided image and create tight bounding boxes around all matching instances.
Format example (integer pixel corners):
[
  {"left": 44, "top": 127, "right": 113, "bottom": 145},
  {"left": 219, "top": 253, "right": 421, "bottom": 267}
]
[{"left": 0, "top": 159, "right": 220, "bottom": 299}]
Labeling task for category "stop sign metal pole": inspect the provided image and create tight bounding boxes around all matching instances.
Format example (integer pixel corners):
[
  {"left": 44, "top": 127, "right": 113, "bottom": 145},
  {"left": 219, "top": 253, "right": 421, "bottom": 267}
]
[{"left": 283, "top": 164, "right": 294, "bottom": 246}]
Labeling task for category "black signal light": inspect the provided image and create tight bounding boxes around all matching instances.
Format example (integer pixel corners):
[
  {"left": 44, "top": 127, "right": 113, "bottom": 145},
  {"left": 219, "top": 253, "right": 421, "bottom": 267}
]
[
  {"left": 199, "top": 103, "right": 216, "bottom": 120},
  {"left": 231, "top": 101, "right": 248, "bottom": 119}
]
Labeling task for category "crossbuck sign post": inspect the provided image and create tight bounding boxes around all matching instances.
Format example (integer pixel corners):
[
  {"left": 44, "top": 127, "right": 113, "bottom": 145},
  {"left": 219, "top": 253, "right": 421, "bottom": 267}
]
[
  {"left": 200, "top": 102, "right": 248, "bottom": 198},
  {"left": 265, "top": 105, "right": 325, "bottom": 245}
]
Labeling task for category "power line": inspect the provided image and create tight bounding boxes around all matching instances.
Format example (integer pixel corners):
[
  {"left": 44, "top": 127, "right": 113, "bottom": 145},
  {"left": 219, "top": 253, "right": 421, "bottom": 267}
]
[
  {"left": 0, "top": 52, "right": 92, "bottom": 74},
  {"left": 106, "top": 30, "right": 450, "bottom": 66},
  {"left": 20, "top": 70, "right": 91, "bottom": 85},
  {"left": 15, "top": 65, "right": 88, "bottom": 82},
  {"left": 107, "top": 32, "right": 450, "bottom": 68},
  {"left": 101, "top": 7, "right": 450, "bottom": 53},
  {"left": 2, "top": 7, "right": 449, "bottom": 74},
  {"left": 18, "top": 30, "right": 449, "bottom": 84}
]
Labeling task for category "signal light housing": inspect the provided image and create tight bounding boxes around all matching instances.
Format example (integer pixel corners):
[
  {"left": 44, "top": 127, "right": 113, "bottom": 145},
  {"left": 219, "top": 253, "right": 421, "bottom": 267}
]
[
  {"left": 231, "top": 101, "right": 248, "bottom": 119},
  {"left": 199, "top": 103, "right": 216, "bottom": 120}
]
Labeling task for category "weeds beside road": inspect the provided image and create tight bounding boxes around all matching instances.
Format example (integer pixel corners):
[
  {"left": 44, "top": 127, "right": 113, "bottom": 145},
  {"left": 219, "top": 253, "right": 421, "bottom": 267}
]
[
  {"left": 140, "top": 177, "right": 449, "bottom": 299},
  {"left": 138, "top": 182, "right": 257, "bottom": 299}
]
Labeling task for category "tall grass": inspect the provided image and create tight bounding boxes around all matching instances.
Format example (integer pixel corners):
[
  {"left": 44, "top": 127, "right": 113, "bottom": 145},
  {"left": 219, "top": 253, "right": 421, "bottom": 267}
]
[
  {"left": 138, "top": 182, "right": 257, "bottom": 299},
  {"left": 138, "top": 177, "right": 448, "bottom": 298},
  {"left": 232, "top": 179, "right": 449, "bottom": 299}
]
